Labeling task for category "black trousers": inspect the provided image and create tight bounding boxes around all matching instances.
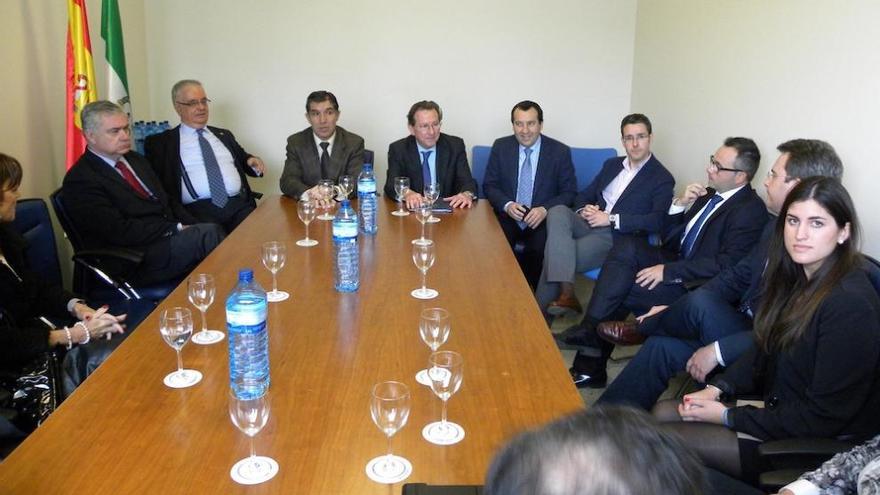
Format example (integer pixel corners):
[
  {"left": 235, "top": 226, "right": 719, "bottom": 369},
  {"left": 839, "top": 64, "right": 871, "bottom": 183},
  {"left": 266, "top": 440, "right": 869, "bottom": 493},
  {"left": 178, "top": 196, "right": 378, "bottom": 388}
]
[
  {"left": 184, "top": 195, "right": 255, "bottom": 234},
  {"left": 497, "top": 214, "right": 548, "bottom": 288},
  {"left": 134, "top": 223, "right": 224, "bottom": 285}
]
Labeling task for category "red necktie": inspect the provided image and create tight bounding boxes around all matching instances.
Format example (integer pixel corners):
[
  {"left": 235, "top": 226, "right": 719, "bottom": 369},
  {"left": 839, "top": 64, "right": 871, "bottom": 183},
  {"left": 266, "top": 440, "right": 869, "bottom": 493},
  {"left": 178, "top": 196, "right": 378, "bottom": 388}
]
[{"left": 114, "top": 161, "right": 150, "bottom": 199}]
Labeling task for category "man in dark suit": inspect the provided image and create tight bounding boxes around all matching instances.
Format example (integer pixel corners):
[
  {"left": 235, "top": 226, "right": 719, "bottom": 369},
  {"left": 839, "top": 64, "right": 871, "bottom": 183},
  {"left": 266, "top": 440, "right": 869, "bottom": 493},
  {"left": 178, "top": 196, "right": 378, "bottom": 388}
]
[
  {"left": 384, "top": 100, "right": 477, "bottom": 209},
  {"left": 597, "top": 139, "right": 844, "bottom": 409},
  {"left": 63, "top": 101, "right": 224, "bottom": 286},
  {"left": 561, "top": 136, "right": 769, "bottom": 388},
  {"left": 280, "top": 90, "right": 365, "bottom": 203},
  {"left": 145, "top": 80, "right": 264, "bottom": 234},
  {"left": 535, "top": 114, "right": 675, "bottom": 315},
  {"left": 483, "top": 100, "right": 577, "bottom": 287}
]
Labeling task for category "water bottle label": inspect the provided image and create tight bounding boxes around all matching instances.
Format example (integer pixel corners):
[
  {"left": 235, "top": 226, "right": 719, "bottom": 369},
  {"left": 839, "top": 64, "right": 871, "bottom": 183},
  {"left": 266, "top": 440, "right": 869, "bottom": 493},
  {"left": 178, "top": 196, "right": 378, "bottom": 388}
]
[
  {"left": 333, "top": 223, "right": 358, "bottom": 238},
  {"left": 358, "top": 180, "right": 376, "bottom": 193},
  {"left": 227, "top": 309, "right": 267, "bottom": 329}
]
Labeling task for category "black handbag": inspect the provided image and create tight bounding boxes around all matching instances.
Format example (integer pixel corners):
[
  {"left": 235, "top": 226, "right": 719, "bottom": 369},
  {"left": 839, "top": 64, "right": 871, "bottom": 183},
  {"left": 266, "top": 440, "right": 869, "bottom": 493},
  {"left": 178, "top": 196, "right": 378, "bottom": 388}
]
[{"left": 0, "top": 349, "right": 63, "bottom": 433}]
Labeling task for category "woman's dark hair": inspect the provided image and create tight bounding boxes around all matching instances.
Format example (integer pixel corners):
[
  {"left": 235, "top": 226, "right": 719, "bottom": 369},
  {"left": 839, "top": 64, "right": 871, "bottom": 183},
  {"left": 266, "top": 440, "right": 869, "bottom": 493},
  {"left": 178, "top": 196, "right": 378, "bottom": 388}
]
[
  {"left": 754, "top": 177, "right": 861, "bottom": 353},
  {"left": 0, "top": 153, "right": 23, "bottom": 190}
]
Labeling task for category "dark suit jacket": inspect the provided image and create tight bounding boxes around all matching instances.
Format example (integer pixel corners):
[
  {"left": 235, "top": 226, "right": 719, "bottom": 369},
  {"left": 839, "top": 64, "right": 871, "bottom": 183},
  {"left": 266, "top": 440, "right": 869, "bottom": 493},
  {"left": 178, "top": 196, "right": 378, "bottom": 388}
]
[
  {"left": 62, "top": 150, "right": 196, "bottom": 260},
  {"left": 280, "top": 126, "right": 364, "bottom": 197},
  {"left": 482, "top": 134, "right": 577, "bottom": 214},
  {"left": 384, "top": 134, "right": 476, "bottom": 199},
  {"left": 144, "top": 125, "right": 259, "bottom": 207},
  {"left": 660, "top": 184, "right": 768, "bottom": 283},
  {"left": 574, "top": 155, "right": 674, "bottom": 235},
  {"left": 715, "top": 270, "right": 880, "bottom": 441}
]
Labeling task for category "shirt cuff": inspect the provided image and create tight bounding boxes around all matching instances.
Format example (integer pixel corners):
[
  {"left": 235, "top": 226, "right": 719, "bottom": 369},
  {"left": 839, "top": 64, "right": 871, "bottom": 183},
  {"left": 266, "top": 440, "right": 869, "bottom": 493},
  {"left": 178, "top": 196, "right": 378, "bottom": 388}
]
[
  {"left": 782, "top": 479, "right": 821, "bottom": 495},
  {"left": 714, "top": 341, "right": 726, "bottom": 367},
  {"left": 67, "top": 298, "right": 84, "bottom": 315},
  {"left": 503, "top": 201, "right": 513, "bottom": 212},
  {"left": 668, "top": 203, "right": 686, "bottom": 214}
]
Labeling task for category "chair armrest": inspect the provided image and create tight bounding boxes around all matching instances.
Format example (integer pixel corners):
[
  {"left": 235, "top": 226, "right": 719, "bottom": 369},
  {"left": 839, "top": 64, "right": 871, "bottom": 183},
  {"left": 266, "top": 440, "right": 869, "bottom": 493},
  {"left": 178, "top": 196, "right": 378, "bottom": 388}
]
[
  {"left": 75, "top": 247, "right": 144, "bottom": 265},
  {"left": 759, "top": 437, "right": 856, "bottom": 471}
]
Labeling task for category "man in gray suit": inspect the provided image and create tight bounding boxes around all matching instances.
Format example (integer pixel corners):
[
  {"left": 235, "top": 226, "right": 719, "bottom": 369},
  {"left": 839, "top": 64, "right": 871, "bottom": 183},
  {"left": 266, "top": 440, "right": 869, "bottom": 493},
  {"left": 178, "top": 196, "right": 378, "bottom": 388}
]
[{"left": 280, "top": 91, "right": 365, "bottom": 203}]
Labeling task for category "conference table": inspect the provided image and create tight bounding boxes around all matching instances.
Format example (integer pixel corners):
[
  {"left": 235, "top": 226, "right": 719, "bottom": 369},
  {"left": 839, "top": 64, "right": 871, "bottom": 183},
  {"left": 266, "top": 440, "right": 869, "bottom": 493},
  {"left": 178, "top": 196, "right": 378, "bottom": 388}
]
[{"left": 0, "top": 196, "right": 583, "bottom": 494}]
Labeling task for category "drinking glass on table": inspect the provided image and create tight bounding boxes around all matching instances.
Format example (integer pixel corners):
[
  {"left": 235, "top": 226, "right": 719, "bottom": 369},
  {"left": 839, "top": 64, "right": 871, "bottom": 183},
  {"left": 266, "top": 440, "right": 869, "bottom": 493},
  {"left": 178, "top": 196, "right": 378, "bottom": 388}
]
[
  {"left": 423, "top": 350, "right": 465, "bottom": 445},
  {"left": 412, "top": 201, "right": 432, "bottom": 245},
  {"left": 296, "top": 200, "right": 318, "bottom": 247},
  {"left": 261, "top": 241, "right": 290, "bottom": 302},
  {"left": 338, "top": 175, "right": 354, "bottom": 200},
  {"left": 188, "top": 273, "right": 224, "bottom": 345},
  {"left": 423, "top": 182, "right": 441, "bottom": 223},
  {"left": 365, "top": 381, "right": 412, "bottom": 484},
  {"left": 159, "top": 307, "right": 202, "bottom": 388},
  {"left": 392, "top": 176, "right": 411, "bottom": 217},
  {"left": 415, "top": 308, "right": 450, "bottom": 386},
  {"left": 411, "top": 240, "right": 438, "bottom": 299},
  {"left": 317, "top": 179, "right": 336, "bottom": 220},
  {"left": 228, "top": 390, "right": 278, "bottom": 485}
]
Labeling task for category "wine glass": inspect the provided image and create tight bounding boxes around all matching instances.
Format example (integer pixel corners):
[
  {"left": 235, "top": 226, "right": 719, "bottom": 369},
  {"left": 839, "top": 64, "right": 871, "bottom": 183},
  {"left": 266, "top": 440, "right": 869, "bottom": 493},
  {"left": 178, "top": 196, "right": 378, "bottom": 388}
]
[
  {"left": 411, "top": 201, "right": 432, "bottom": 245},
  {"left": 411, "top": 240, "right": 438, "bottom": 299},
  {"left": 424, "top": 182, "right": 441, "bottom": 224},
  {"left": 415, "top": 308, "right": 450, "bottom": 386},
  {"left": 262, "top": 241, "right": 290, "bottom": 302},
  {"left": 338, "top": 175, "right": 354, "bottom": 200},
  {"left": 365, "top": 381, "right": 412, "bottom": 484},
  {"left": 317, "top": 179, "right": 336, "bottom": 220},
  {"left": 229, "top": 390, "right": 279, "bottom": 485},
  {"left": 188, "top": 274, "right": 224, "bottom": 345},
  {"left": 159, "top": 307, "right": 202, "bottom": 388},
  {"left": 392, "top": 176, "right": 410, "bottom": 217},
  {"left": 422, "top": 351, "right": 465, "bottom": 445},
  {"left": 296, "top": 200, "right": 318, "bottom": 247}
]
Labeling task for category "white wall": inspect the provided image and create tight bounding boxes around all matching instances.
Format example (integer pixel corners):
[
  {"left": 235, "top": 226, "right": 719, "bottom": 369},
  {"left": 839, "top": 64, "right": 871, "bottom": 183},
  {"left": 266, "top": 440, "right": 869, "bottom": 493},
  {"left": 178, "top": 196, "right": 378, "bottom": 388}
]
[
  {"left": 631, "top": 0, "right": 880, "bottom": 256},
  {"left": 140, "top": 0, "right": 636, "bottom": 192}
]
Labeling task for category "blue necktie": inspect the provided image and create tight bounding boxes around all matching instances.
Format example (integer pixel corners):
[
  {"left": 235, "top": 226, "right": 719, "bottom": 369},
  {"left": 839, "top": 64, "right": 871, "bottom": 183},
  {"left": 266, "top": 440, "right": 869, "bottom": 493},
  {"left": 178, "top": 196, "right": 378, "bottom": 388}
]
[
  {"left": 515, "top": 147, "right": 534, "bottom": 229},
  {"left": 196, "top": 128, "right": 228, "bottom": 208},
  {"left": 421, "top": 151, "right": 433, "bottom": 189},
  {"left": 680, "top": 194, "right": 723, "bottom": 258}
]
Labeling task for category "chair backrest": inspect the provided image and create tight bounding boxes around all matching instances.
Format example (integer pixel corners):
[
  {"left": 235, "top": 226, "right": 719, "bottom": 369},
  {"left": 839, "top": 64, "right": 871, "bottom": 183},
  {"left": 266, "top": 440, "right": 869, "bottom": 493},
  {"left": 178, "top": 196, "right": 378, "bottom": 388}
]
[
  {"left": 49, "top": 188, "right": 85, "bottom": 252},
  {"left": 11, "top": 198, "right": 63, "bottom": 286},
  {"left": 863, "top": 255, "right": 880, "bottom": 296},
  {"left": 363, "top": 149, "right": 374, "bottom": 166},
  {"left": 570, "top": 147, "right": 617, "bottom": 190},
  {"left": 471, "top": 145, "right": 491, "bottom": 198}
]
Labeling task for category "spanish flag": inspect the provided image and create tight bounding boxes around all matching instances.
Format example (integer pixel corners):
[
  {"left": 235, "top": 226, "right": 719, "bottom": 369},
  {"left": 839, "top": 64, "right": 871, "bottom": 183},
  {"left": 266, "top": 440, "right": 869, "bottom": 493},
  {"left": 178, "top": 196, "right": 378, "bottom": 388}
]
[{"left": 66, "top": 0, "right": 97, "bottom": 170}]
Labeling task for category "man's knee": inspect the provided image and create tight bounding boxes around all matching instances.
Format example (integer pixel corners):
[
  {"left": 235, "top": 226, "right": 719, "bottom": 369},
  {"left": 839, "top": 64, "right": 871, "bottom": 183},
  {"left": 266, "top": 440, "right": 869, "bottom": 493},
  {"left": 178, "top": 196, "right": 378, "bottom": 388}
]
[
  {"left": 546, "top": 205, "right": 574, "bottom": 232},
  {"left": 184, "top": 223, "right": 225, "bottom": 254}
]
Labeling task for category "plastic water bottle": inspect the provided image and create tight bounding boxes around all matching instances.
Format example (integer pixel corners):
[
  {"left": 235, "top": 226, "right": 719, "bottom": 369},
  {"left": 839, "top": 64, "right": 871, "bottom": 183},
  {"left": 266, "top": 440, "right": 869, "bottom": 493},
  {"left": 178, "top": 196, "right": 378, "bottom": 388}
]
[
  {"left": 333, "top": 199, "right": 360, "bottom": 292},
  {"left": 226, "top": 269, "right": 270, "bottom": 399},
  {"left": 358, "top": 163, "right": 378, "bottom": 235},
  {"left": 133, "top": 121, "right": 145, "bottom": 155}
]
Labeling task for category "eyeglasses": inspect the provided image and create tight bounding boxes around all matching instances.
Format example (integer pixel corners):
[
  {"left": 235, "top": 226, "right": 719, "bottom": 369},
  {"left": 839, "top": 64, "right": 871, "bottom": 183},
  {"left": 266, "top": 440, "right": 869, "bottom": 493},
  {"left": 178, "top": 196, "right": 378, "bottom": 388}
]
[
  {"left": 176, "top": 98, "right": 211, "bottom": 107},
  {"left": 766, "top": 169, "right": 795, "bottom": 182},
  {"left": 708, "top": 156, "right": 743, "bottom": 174},
  {"left": 622, "top": 133, "right": 649, "bottom": 143}
]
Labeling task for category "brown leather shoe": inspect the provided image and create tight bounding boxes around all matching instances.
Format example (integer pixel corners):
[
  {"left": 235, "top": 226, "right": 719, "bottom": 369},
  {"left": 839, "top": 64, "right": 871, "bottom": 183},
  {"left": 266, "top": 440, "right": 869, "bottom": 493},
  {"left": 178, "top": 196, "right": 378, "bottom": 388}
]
[
  {"left": 597, "top": 320, "right": 645, "bottom": 346},
  {"left": 546, "top": 294, "right": 583, "bottom": 316}
]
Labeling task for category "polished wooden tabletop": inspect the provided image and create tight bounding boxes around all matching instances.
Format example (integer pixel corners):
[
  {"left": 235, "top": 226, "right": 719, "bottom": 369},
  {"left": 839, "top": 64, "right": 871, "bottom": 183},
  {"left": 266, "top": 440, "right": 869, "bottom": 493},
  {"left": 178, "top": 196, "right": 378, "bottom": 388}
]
[{"left": 0, "top": 197, "right": 583, "bottom": 494}]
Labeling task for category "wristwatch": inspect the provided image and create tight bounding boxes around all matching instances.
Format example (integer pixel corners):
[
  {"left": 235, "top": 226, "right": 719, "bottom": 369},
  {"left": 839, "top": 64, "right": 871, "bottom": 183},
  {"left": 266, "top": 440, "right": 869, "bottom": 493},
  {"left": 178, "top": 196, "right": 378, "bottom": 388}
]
[
  {"left": 462, "top": 191, "right": 476, "bottom": 201},
  {"left": 609, "top": 213, "right": 619, "bottom": 229}
]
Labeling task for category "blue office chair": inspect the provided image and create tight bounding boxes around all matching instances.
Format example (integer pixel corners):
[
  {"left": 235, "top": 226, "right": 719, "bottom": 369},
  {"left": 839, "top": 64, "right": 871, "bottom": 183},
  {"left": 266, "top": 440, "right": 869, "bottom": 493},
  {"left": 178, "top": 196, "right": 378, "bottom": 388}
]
[
  {"left": 471, "top": 146, "right": 491, "bottom": 198},
  {"left": 11, "top": 198, "right": 63, "bottom": 286},
  {"left": 569, "top": 147, "right": 617, "bottom": 280}
]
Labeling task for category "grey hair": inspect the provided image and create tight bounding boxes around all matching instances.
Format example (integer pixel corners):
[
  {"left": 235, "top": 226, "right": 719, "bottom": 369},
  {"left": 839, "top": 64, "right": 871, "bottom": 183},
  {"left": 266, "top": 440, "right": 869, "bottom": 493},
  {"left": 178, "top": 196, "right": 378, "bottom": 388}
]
[
  {"left": 81, "top": 100, "right": 126, "bottom": 135},
  {"left": 171, "top": 79, "right": 203, "bottom": 102}
]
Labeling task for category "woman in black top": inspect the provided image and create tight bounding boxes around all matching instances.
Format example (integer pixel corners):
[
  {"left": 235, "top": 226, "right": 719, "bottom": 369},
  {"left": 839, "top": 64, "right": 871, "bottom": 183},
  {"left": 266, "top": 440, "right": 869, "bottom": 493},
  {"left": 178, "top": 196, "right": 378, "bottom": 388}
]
[{"left": 656, "top": 177, "right": 880, "bottom": 483}]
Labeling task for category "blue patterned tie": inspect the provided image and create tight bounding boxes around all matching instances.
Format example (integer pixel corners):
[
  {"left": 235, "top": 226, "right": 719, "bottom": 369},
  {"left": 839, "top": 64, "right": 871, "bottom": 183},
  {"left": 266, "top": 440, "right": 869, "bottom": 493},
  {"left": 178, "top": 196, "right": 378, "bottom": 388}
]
[
  {"left": 196, "top": 128, "right": 228, "bottom": 208},
  {"left": 680, "top": 194, "right": 723, "bottom": 258},
  {"left": 421, "top": 151, "right": 433, "bottom": 189},
  {"left": 515, "top": 147, "right": 534, "bottom": 229}
]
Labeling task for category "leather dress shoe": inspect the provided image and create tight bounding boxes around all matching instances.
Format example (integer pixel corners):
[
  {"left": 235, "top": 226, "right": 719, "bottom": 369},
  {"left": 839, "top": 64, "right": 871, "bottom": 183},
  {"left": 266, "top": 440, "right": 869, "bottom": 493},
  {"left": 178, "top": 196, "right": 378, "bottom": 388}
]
[
  {"left": 553, "top": 325, "right": 594, "bottom": 351},
  {"left": 546, "top": 294, "right": 583, "bottom": 316},
  {"left": 597, "top": 320, "right": 645, "bottom": 346},
  {"left": 569, "top": 367, "right": 607, "bottom": 389}
]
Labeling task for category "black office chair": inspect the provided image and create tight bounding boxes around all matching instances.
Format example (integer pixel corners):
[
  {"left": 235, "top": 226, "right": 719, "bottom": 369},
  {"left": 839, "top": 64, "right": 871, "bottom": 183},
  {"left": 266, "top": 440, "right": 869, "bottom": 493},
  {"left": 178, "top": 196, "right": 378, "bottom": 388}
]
[
  {"left": 756, "top": 254, "right": 880, "bottom": 492},
  {"left": 11, "top": 198, "right": 63, "bottom": 286},
  {"left": 49, "top": 188, "right": 175, "bottom": 318}
]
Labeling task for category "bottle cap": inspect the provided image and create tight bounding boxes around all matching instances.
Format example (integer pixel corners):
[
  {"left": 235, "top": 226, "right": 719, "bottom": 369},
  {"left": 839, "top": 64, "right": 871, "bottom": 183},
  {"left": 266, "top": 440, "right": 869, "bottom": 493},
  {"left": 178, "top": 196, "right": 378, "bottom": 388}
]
[{"left": 238, "top": 269, "right": 253, "bottom": 282}]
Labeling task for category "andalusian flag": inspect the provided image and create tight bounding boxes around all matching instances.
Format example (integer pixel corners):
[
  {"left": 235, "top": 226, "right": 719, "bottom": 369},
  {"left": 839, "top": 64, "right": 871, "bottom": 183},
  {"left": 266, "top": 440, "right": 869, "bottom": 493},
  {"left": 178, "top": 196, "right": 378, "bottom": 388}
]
[
  {"left": 66, "top": 0, "right": 97, "bottom": 170},
  {"left": 101, "top": 0, "right": 130, "bottom": 116}
]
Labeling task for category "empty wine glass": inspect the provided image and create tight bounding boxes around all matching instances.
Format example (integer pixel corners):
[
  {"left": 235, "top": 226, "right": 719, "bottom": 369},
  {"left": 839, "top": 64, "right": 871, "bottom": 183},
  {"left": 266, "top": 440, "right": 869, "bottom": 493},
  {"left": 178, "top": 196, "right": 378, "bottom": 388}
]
[
  {"left": 317, "top": 179, "right": 336, "bottom": 220},
  {"left": 365, "top": 381, "right": 412, "bottom": 484},
  {"left": 188, "top": 274, "right": 224, "bottom": 345},
  {"left": 338, "top": 175, "right": 354, "bottom": 200},
  {"left": 392, "top": 176, "right": 410, "bottom": 217},
  {"left": 415, "top": 308, "right": 450, "bottom": 386},
  {"left": 424, "top": 182, "right": 441, "bottom": 223},
  {"left": 262, "top": 241, "right": 290, "bottom": 302},
  {"left": 411, "top": 240, "right": 438, "bottom": 299},
  {"left": 229, "top": 390, "right": 279, "bottom": 485},
  {"left": 159, "top": 307, "right": 202, "bottom": 388},
  {"left": 296, "top": 200, "right": 318, "bottom": 247},
  {"left": 422, "top": 351, "right": 465, "bottom": 445},
  {"left": 412, "top": 201, "right": 432, "bottom": 245}
]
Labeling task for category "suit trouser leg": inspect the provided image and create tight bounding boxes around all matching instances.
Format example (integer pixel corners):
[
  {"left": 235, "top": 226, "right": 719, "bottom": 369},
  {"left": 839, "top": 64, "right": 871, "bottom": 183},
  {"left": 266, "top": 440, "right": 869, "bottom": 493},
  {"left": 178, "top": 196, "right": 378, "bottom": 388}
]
[
  {"left": 135, "top": 223, "right": 225, "bottom": 285},
  {"left": 596, "top": 336, "right": 699, "bottom": 410},
  {"left": 535, "top": 205, "right": 612, "bottom": 309},
  {"left": 497, "top": 215, "right": 546, "bottom": 288},
  {"left": 185, "top": 196, "right": 256, "bottom": 234}
]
